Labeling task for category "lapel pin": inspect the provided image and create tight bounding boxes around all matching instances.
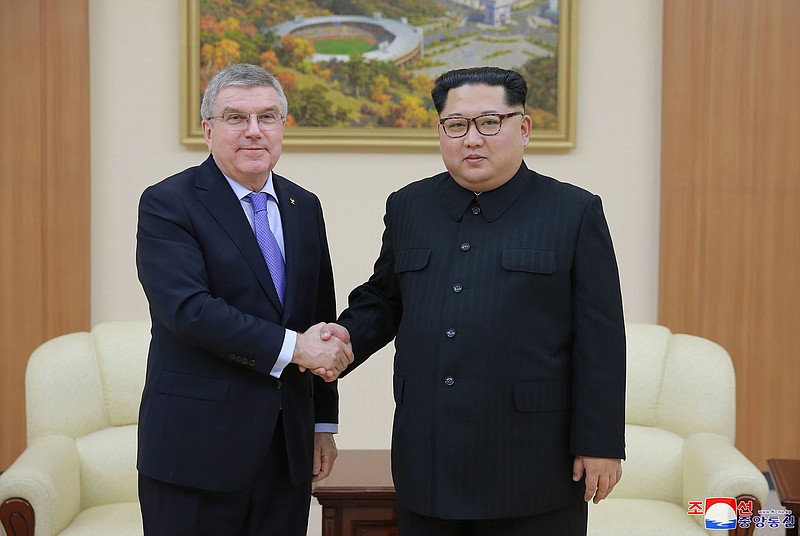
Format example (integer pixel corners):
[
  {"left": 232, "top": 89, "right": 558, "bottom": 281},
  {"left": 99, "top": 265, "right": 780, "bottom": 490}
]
[{"left": 290, "top": 197, "right": 296, "bottom": 205}]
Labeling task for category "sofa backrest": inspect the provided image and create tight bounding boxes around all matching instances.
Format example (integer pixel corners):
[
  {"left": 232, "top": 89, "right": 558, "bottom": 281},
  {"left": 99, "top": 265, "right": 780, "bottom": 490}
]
[
  {"left": 25, "top": 320, "right": 150, "bottom": 444},
  {"left": 624, "top": 323, "right": 736, "bottom": 442}
]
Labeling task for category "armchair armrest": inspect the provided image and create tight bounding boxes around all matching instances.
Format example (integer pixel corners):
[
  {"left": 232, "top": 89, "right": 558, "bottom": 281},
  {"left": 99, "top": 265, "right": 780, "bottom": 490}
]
[
  {"left": 682, "top": 432, "right": 769, "bottom": 504},
  {"left": 0, "top": 435, "right": 81, "bottom": 536},
  {"left": 682, "top": 432, "right": 769, "bottom": 536}
]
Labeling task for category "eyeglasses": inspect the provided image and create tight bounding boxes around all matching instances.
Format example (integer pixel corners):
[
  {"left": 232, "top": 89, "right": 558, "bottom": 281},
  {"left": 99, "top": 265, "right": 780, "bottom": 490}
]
[
  {"left": 439, "top": 112, "right": 523, "bottom": 138},
  {"left": 210, "top": 111, "right": 285, "bottom": 131}
]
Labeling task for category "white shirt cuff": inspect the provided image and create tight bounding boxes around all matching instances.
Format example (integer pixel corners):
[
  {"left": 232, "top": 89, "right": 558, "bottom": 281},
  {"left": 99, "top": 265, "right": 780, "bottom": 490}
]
[
  {"left": 270, "top": 329, "right": 297, "bottom": 378},
  {"left": 314, "top": 423, "right": 339, "bottom": 434}
]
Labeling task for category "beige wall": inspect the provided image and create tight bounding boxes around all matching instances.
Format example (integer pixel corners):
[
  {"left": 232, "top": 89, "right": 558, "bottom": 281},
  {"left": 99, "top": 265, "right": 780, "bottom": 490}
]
[{"left": 89, "top": 1, "right": 662, "bottom": 530}]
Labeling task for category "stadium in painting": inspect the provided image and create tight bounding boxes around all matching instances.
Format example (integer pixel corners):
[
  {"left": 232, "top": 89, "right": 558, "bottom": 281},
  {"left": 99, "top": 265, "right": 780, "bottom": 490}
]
[{"left": 269, "top": 15, "right": 424, "bottom": 66}]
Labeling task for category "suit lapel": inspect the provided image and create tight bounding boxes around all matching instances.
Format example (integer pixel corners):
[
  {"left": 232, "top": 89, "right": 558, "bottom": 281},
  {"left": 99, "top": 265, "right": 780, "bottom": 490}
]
[
  {"left": 272, "top": 174, "right": 299, "bottom": 324},
  {"left": 194, "top": 156, "right": 283, "bottom": 313}
]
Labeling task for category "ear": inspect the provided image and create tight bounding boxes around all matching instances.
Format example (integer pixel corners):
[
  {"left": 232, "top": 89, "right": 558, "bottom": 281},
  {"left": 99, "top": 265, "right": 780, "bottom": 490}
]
[
  {"left": 520, "top": 113, "right": 533, "bottom": 147},
  {"left": 202, "top": 119, "right": 213, "bottom": 152}
]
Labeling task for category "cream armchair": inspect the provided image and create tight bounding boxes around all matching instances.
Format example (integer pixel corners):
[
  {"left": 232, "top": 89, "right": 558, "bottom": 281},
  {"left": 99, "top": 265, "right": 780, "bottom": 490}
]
[
  {"left": 0, "top": 321, "right": 149, "bottom": 536},
  {"left": 1, "top": 322, "right": 770, "bottom": 536},
  {"left": 588, "top": 323, "right": 769, "bottom": 536}
]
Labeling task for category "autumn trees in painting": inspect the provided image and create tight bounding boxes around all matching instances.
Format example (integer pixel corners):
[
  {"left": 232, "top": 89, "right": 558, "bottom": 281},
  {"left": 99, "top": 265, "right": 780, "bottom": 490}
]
[{"left": 198, "top": 0, "right": 560, "bottom": 130}]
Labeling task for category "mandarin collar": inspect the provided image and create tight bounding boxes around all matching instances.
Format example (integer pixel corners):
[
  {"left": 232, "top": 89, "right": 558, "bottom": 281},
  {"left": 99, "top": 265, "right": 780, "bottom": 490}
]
[{"left": 445, "top": 162, "right": 529, "bottom": 222}]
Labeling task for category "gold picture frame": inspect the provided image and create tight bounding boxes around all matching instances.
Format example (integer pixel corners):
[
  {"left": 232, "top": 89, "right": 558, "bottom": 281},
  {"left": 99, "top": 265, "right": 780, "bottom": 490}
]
[{"left": 180, "top": 0, "right": 577, "bottom": 150}]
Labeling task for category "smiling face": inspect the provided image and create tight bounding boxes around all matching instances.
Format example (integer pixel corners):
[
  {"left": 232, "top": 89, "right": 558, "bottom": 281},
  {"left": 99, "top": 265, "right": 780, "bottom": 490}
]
[
  {"left": 202, "top": 85, "right": 285, "bottom": 191},
  {"left": 438, "top": 84, "right": 532, "bottom": 193}
]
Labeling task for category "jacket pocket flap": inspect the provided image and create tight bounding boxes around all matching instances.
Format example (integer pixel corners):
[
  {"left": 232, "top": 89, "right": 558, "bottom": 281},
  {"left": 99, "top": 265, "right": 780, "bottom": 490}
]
[
  {"left": 158, "top": 369, "right": 229, "bottom": 402},
  {"left": 514, "top": 380, "right": 570, "bottom": 412},
  {"left": 502, "top": 249, "right": 556, "bottom": 274},
  {"left": 395, "top": 248, "right": 431, "bottom": 273}
]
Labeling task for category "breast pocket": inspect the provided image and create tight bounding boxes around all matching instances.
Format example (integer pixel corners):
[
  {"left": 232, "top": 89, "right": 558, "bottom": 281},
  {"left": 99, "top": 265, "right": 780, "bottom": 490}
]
[
  {"left": 395, "top": 248, "right": 431, "bottom": 273},
  {"left": 502, "top": 249, "right": 557, "bottom": 274}
]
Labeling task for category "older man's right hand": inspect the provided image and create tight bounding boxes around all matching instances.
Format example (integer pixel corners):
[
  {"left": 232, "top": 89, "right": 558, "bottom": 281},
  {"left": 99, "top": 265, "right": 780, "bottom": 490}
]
[{"left": 292, "top": 322, "right": 353, "bottom": 381}]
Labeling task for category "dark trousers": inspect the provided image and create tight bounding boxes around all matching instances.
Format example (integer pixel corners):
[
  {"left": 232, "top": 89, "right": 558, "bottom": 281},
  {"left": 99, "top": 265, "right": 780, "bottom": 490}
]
[
  {"left": 138, "top": 417, "right": 311, "bottom": 536},
  {"left": 397, "top": 500, "right": 588, "bottom": 536}
]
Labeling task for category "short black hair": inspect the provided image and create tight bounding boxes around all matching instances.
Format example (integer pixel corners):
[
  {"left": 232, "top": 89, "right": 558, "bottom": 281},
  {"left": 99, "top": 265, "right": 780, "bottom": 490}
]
[{"left": 431, "top": 67, "right": 528, "bottom": 114}]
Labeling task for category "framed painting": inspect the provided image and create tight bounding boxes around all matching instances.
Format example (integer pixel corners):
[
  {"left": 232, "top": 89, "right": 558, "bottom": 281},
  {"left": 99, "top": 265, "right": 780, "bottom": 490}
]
[{"left": 180, "top": 0, "right": 577, "bottom": 150}]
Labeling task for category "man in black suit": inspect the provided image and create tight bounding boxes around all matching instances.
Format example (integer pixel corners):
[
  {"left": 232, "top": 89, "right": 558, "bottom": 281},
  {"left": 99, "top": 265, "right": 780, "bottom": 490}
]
[
  {"left": 328, "top": 67, "right": 626, "bottom": 535},
  {"left": 136, "top": 64, "right": 352, "bottom": 536}
]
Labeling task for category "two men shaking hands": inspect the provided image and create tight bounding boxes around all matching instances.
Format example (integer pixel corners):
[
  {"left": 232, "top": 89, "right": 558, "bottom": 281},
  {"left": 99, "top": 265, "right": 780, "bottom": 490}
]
[{"left": 291, "top": 322, "right": 352, "bottom": 381}]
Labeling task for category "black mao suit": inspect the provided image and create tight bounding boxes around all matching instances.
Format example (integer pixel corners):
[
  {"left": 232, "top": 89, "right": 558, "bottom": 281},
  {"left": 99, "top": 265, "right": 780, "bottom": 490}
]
[
  {"left": 136, "top": 155, "right": 338, "bottom": 495},
  {"left": 338, "top": 163, "right": 626, "bottom": 520}
]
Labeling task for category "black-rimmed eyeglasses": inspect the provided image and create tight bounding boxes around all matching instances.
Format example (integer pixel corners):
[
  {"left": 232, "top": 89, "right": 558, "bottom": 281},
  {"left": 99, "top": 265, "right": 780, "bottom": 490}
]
[{"left": 438, "top": 112, "right": 523, "bottom": 138}]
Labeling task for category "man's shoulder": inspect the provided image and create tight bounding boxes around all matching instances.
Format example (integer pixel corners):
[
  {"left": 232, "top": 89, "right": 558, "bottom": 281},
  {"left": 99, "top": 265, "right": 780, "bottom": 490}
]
[
  {"left": 393, "top": 171, "right": 451, "bottom": 198},
  {"left": 143, "top": 157, "right": 213, "bottom": 195},
  {"left": 140, "top": 167, "right": 199, "bottom": 204},
  {"left": 528, "top": 168, "right": 597, "bottom": 202}
]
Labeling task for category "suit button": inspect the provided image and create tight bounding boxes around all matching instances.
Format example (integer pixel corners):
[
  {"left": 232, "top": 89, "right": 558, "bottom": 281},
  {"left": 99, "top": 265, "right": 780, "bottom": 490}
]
[
  {"left": 235, "top": 356, "right": 243, "bottom": 363},
  {"left": 444, "top": 376, "right": 455, "bottom": 386},
  {"left": 446, "top": 328, "right": 456, "bottom": 338},
  {"left": 471, "top": 207, "right": 481, "bottom": 215},
  {"left": 249, "top": 359, "right": 256, "bottom": 367},
  {"left": 273, "top": 379, "right": 282, "bottom": 390},
  {"left": 460, "top": 243, "right": 471, "bottom": 251},
  {"left": 453, "top": 283, "right": 463, "bottom": 293},
  {"left": 227, "top": 353, "right": 236, "bottom": 361}
]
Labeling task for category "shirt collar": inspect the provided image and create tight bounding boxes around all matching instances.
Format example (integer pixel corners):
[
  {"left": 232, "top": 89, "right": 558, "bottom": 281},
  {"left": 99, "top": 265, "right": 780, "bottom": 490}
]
[
  {"left": 224, "top": 172, "right": 278, "bottom": 204},
  {"left": 445, "top": 162, "right": 529, "bottom": 222}
]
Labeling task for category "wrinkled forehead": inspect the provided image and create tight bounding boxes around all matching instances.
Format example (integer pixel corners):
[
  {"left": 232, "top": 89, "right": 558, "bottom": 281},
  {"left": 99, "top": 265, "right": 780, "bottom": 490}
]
[{"left": 214, "top": 85, "right": 282, "bottom": 113}]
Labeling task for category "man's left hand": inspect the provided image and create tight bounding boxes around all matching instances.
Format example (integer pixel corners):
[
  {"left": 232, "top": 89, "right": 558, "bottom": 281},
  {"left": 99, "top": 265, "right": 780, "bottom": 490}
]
[
  {"left": 573, "top": 456, "right": 622, "bottom": 503},
  {"left": 312, "top": 432, "right": 338, "bottom": 483}
]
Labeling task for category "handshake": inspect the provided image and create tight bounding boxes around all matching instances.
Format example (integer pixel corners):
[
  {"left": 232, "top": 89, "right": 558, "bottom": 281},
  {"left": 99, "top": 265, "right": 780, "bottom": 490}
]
[{"left": 292, "top": 322, "right": 353, "bottom": 381}]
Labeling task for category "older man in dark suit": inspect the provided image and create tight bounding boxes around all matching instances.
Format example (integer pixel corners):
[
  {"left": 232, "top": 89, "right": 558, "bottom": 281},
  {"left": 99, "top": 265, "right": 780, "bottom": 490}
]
[
  {"left": 136, "top": 64, "right": 352, "bottom": 536},
  {"left": 328, "top": 67, "right": 626, "bottom": 535}
]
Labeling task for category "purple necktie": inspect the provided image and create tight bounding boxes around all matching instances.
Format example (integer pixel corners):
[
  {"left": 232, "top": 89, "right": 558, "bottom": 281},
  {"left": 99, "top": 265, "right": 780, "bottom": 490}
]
[{"left": 247, "top": 192, "right": 285, "bottom": 304}]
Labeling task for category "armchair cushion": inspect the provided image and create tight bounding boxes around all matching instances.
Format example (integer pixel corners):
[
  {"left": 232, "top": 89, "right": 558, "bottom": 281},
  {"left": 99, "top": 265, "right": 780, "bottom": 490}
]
[
  {"left": 589, "top": 498, "right": 709, "bottom": 536},
  {"left": 0, "top": 321, "right": 148, "bottom": 536},
  {"left": 90, "top": 322, "right": 149, "bottom": 427},
  {"left": 611, "top": 424, "right": 683, "bottom": 503},
  {"left": 77, "top": 425, "right": 138, "bottom": 509},
  {"left": 57, "top": 503, "right": 143, "bottom": 536},
  {"left": 24, "top": 333, "right": 109, "bottom": 442}
]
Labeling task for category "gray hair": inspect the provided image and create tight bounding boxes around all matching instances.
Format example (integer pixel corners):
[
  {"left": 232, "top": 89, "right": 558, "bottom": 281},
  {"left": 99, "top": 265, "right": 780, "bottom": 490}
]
[{"left": 200, "top": 63, "right": 288, "bottom": 121}]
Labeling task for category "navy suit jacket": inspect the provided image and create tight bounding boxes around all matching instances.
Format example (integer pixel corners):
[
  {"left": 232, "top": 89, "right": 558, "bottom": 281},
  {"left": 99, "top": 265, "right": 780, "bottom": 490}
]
[
  {"left": 136, "top": 155, "right": 337, "bottom": 492},
  {"left": 338, "top": 163, "right": 626, "bottom": 519}
]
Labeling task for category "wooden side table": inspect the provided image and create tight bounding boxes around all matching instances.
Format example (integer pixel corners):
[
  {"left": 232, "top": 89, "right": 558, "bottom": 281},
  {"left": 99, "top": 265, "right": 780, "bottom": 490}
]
[
  {"left": 312, "top": 450, "right": 397, "bottom": 536},
  {"left": 767, "top": 458, "right": 800, "bottom": 536}
]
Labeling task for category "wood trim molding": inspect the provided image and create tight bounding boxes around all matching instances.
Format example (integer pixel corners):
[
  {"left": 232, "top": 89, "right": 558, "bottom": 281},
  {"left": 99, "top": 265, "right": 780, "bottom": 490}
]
[
  {"left": 0, "top": 0, "right": 90, "bottom": 470},
  {"left": 660, "top": 0, "right": 800, "bottom": 469}
]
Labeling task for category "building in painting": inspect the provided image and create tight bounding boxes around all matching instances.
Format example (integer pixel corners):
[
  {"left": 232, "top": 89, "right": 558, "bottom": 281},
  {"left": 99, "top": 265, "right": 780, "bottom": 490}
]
[{"left": 484, "top": 0, "right": 515, "bottom": 26}]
